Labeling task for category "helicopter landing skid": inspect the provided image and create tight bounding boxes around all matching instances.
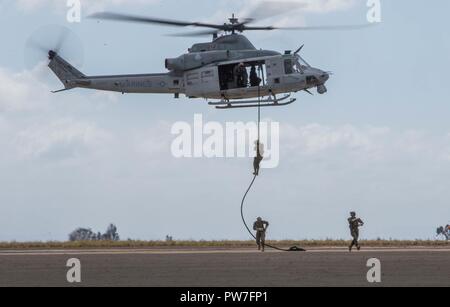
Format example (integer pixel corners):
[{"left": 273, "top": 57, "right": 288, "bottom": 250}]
[{"left": 209, "top": 94, "right": 296, "bottom": 109}]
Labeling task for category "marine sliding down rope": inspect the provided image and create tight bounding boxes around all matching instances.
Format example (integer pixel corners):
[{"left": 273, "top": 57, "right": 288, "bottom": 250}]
[{"left": 239, "top": 86, "right": 306, "bottom": 252}]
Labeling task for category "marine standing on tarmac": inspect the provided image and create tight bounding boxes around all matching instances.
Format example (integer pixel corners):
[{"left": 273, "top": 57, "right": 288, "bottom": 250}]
[
  {"left": 348, "top": 212, "right": 364, "bottom": 252},
  {"left": 253, "top": 217, "right": 269, "bottom": 252}
]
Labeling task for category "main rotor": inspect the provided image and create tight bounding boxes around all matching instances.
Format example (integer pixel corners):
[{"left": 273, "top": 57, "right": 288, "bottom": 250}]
[{"left": 89, "top": 12, "right": 372, "bottom": 38}]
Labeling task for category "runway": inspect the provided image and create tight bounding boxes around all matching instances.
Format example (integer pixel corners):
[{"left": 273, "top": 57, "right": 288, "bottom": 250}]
[{"left": 0, "top": 247, "right": 449, "bottom": 287}]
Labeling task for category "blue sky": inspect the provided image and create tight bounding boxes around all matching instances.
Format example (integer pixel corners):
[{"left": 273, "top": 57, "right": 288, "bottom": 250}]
[{"left": 0, "top": 0, "right": 449, "bottom": 241}]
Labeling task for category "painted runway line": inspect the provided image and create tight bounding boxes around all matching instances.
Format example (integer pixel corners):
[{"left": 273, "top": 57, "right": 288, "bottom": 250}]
[{"left": 0, "top": 247, "right": 449, "bottom": 256}]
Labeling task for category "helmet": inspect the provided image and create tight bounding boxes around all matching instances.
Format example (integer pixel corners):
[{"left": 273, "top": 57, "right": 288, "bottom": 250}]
[
  {"left": 257, "top": 217, "right": 262, "bottom": 221},
  {"left": 350, "top": 212, "right": 356, "bottom": 217}
]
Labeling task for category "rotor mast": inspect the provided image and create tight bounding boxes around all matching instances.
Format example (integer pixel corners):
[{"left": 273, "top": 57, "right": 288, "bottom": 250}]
[{"left": 229, "top": 13, "right": 239, "bottom": 34}]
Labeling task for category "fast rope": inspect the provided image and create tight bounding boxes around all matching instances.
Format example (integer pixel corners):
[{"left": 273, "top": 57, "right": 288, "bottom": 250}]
[{"left": 239, "top": 85, "right": 306, "bottom": 252}]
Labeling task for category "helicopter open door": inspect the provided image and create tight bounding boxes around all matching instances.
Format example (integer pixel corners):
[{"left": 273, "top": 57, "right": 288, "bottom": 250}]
[
  {"left": 218, "top": 60, "right": 267, "bottom": 91},
  {"left": 209, "top": 56, "right": 297, "bottom": 108}
]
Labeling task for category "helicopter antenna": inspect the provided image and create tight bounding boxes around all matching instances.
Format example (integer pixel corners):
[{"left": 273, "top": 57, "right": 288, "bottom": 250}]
[
  {"left": 229, "top": 14, "right": 239, "bottom": 34},
  {"left": 294, "top": 44, "right": 304, "bottom": 55},
  {"left": 229, "top": 13, "right": 239, "bottom": 24}
]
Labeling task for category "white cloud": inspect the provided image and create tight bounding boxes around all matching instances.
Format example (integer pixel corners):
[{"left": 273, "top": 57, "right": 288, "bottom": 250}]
[
  {"left": 15, "top": 118, "right": 113, "bottom": 161},
  {"left": 243, "top": 0, "right": 357, "bottom": 15},
  {"left": 234, "top": 0, "right": 359, "bottom": 26},
  {"left": 134, "top": 121, "right": 173, "bottom": 157},
  {"left": 184, "top": 0, "right": 359, "bottom": 26},
  {"left": 282, "top": 123, "right": 375, "bottom": 154},
  {"left": 0, "top": 64, "right": 51, "bottom": 112},
  {"left": 0, "top": 63, "right": 120, "bottom": 114},
  {"left": 280, "top": 122, "right": 450, "bottom": 165},
  {"left": 300, "top": 0, "right": 357, "bottom": 13},
  {"left": 0, "top": 62, "right": 168, "bottom": 163}
]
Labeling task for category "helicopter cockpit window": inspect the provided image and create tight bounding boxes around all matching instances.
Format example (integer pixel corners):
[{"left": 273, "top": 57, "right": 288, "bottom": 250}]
[
  {"left": 285, "top": 58, "right": 303, "bottom": 75},
  {"left": 296, "top": 56, "right": 310, "bottom": 73},
  {"left": 284, "top": 59, "right": 294, "bottom": 74}
]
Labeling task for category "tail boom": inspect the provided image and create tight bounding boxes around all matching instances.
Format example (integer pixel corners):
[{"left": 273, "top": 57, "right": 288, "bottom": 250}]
[
  {"left": 48, "top": 52, "right": 183, "bottom": 95},
  {"left": 48, "top": 51, "right": 85, "bottom": 90}
]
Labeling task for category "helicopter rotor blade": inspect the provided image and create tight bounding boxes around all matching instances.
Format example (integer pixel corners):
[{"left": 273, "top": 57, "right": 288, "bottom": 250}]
[
  {"left": 89, "top": 11, "right": 377, "bottom": 36},
  {"left": 90, "top": 12, "right": 261, "bottom": 35},
  {"left": 167, "top": 30, "right": 220, "bottom": 37},
  {"left": 273, "top": 24, "right": 376, "bottom": 31},
  {"left": 171, "top": 23, "right": 275, "bottom": 35},
  {"left": 24, "top": 25, "right": 84, "bottom": 70},
  {"left": 89, "top": 12, "right": 226, "bottom": 30},
  {"left": 27, "top": 38, "right": 49, "bottom": 54},
  {"left": 54, "top": 27, "right": 70, "bottom": 53},
  {"left": 27, "top": 26, "right": 71, "bottom": 55},
  {"left": 241, "top": 26, "right": 276, "bottom": 31}
]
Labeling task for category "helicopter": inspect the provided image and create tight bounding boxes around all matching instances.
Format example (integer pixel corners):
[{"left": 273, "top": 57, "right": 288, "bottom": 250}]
[{"left": 47, "top": 12, "right": 368, "bottom": 109}]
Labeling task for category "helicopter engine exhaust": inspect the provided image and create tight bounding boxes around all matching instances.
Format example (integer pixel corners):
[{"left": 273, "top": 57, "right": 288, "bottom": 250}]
[
  {"left": 165, "top": 57, "right": 184, "bottom": 71},
  {"left": 317, "top": 84, "right": 327, "bottom": 94},
  {"left": 165, "top": 51, "right": 231, "bottom": 72}
]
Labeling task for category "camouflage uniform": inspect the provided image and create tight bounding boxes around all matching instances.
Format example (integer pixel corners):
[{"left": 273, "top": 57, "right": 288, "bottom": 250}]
[
  {"left": 253, "top": 141, "right": 264, "bottom": 176},
  {"left": 348, "top": 213, "right": 364, "bottom": 251},
  {"left": 234, "top": 64, "right": 248, "bottom": 88},
  {"left": 253, "top": 218, "right": 269, "bottom": 252},
  {"left": 253, "top": 153, "right": 263, "bottom": 176}
]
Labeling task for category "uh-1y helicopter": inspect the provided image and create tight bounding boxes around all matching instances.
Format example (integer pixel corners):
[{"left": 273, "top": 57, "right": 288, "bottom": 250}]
[{"left": 46, "top": 12, "right": 366, "bottom": 109}]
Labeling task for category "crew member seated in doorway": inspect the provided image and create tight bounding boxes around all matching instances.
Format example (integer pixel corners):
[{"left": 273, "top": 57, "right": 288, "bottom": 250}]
[
  {"left": 250, "top": 66, "right": 262, "bottom": 87},
  {"left": 234, "top": 63, "right": 248, "bottom": 88}
]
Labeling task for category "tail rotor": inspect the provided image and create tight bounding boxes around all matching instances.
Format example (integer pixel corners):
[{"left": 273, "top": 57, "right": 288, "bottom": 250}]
[{"left": 24, "top": 25, "right": 84, "bottom": 71}]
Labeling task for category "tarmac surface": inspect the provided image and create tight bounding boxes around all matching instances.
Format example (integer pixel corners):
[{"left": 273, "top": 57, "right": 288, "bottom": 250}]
[{"left": 0, "top": 247, "right": 449, "bottom": 287}]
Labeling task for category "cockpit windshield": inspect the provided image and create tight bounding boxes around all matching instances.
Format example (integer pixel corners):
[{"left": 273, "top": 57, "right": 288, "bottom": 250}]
[
  {"left": 295, "top": 55, "right": 311, "bottom": 72},
  {"left": 284, "top": 55, "right": 311, "bottom": 75}
]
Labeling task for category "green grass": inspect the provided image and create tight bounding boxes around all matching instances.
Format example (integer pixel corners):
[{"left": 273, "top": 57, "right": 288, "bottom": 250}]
[{"left": 0, "top": 239, "right": 447, "bottom": 250}]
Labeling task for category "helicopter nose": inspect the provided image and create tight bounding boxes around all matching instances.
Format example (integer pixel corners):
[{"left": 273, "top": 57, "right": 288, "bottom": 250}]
[{"left": 320, "top": 72, "right": 330, "bottom": 82}]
